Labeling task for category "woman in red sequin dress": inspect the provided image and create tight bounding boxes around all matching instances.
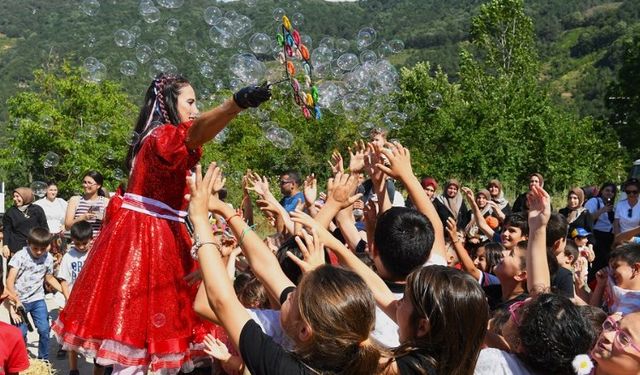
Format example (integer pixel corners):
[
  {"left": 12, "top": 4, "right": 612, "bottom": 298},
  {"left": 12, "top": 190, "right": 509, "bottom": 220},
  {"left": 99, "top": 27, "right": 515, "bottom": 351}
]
[{"left": 53, "top": 73, "right": 270, "bottom": 374}]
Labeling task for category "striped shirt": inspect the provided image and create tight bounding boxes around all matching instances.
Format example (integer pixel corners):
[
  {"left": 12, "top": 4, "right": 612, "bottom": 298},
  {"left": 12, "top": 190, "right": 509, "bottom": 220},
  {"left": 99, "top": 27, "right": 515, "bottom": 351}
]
[{"left": 74, "top": 196, "right": 107, "bottom": 237}]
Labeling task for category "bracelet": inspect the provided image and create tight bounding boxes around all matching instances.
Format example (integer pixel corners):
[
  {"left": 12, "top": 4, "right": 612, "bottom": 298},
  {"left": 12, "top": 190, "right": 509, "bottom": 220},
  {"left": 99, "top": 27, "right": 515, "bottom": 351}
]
[
  {"left": 190, "top": 233, "right": 221, "bottom": 260},
  {"left": 239, "top": 225, "right": 256, "bottom": 247},
  {"left": 225, "top": 213, "right": 241, "bottom": 223}
]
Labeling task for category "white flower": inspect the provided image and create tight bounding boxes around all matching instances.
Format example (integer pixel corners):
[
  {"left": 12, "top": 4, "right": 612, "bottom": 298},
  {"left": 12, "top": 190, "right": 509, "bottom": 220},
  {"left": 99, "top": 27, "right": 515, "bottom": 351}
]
[{"left": 572, "top": 354, "right": 594, "bottom": 375}]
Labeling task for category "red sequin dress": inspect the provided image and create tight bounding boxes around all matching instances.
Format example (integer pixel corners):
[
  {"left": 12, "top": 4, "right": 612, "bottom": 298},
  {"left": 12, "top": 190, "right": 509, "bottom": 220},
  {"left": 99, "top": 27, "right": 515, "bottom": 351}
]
[{"left": 53, "top": 122, "right": 206, "bottom": 373}]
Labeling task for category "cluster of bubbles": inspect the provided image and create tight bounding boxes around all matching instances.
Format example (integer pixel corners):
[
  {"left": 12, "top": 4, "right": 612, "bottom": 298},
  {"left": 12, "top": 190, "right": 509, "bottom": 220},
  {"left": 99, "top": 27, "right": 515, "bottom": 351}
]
[{"left": 76, "top": 2, "right": 426, "bottom": 149}]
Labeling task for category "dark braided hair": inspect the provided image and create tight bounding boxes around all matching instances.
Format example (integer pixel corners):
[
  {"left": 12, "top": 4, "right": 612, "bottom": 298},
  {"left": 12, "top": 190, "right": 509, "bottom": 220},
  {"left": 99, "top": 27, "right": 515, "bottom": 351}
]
[
  {"left": 125, "top": 73, "right": 191, "bottom": 171},
  {"left": 517, "top": 293, "right": 594, "bottom": 375}
]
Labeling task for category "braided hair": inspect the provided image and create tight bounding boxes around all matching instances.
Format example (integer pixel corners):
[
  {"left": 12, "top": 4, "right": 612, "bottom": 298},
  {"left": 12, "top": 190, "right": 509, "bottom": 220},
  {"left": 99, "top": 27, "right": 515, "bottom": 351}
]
[{"left": 125, "top": 73, "right": 191, "bottom": 172}]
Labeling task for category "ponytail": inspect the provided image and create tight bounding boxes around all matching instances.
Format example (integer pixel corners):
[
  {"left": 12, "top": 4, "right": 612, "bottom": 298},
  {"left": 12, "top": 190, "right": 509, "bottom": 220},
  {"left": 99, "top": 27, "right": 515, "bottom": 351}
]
[{"left": 342, "top": 339, "right": 383, "bottom": 375}]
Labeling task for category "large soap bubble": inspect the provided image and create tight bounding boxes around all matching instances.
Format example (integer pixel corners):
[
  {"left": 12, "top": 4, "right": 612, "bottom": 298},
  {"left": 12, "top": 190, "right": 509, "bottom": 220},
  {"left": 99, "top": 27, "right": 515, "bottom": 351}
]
[
  {"left": 140, "top": 5, "right": 161, "bottom": 23},
  {"left": 82, "top": 59, "right": 107, "bottom": 83},
  {"left": 337, "top": 53, "right": 358, "bottom": 71},
  {"left": 311, "top": 46, "right": 333, "bottom": 67},
  {"left": 356, "top": 27, "right": 377, "bottom": 50},
  {"left": 249, "top": 33, "right": 272, "bottom": 55},
  {"left": 272, "top": 8, "right": 286, "bottom": 21},
  {"left": 114, "top": 29, "right": 133, "bottom": 47},
  {"left": 154, "top": 39, "right": 168, "bottom": 54},
  {"left": 383, "top": 111, "right": 408, "bottom": 130},
  {"left": 166, "top": 18, "right": 180, "bottom": 34},
  {"left": 204, "top": 7, "right": 223, "bottom": 25},
  {"left": 265, "top": 126, "right": 293, "bottom": 149},
  {"left": 136, "top": 44, "right": 153, "bottom": 64},
  {"left": 120, "top": 60, "right": 138, "bottom": 76},
  {"left": 231, "top": 14, "right": 253, "bottom": 38},
  {"left": 335, "top": 38, "right": 350, "bottom": 53},
  {"left": 389, "top": 39, "right": 405, "bottom": 53},
  {"left": 31, "top": 181, "right": 48, "bottom": 197},
  {"left": 185, "top": 40, "right": 197, "bottom": 54},
  {"left": 209, "top": 18, "right": 235, "bottom": 48},
  {"left": 199, "top": 61, "right": 215, "bottom": 79},
  {"left": 157, "top": 0, "right": 184, "bottom": 9},
  {"left": 43, "top": 152, "right": 60, "bottom": 168},
  {"left": 80, "top": 0, "right": 100, "bottom": 16},
  {"left": 228, "top": 53, "right": 266, "bottom": 84}
]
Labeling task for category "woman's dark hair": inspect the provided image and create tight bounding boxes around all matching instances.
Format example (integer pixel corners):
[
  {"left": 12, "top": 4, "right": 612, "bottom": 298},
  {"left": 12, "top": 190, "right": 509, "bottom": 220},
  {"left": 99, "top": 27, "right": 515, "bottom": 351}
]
[
  {"left": 482, "top": 242, "right": 505, "bottom": 273},
  {"left": 517, "top": 294, "right": 595, "bottom": 375},
  {"left": 46, "top": 181, "right": 58, "bottom": 188},
  {"left": 393, "top": 265, "right": 488, "bottom": 375},
  {"left": 295, "top": 265, "right": 382, "bottom": 375},
  {"left": 125, "top": 73, "right": 191, "bottom": 171},
  {"left": 84, "top": 170, "right": 106, "bottom": 197}
]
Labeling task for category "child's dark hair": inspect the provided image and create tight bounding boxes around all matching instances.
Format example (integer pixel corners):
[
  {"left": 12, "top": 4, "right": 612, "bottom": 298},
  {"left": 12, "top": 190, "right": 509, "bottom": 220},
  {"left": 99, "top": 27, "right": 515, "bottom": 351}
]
[
  {"left": 609, "top": 243, "right": 640, "bottom": 266},
  {"left": 563, "top": 241, "right": 579, "bottom": 266},
  {"left": 238, "top": 277, "right": 270, "bottom": 309},
  {"left": 233, "top": 272, "right": 253, "bottom": 295},
  {"left": 70, "top": 220, "right": 93, "bottom": 242},
  {"left": 27, "top": 227, "right": 52, "bottom": 246},
  {"left": 577, "top": 305, "right": 607, "bottom": 348},
  {"left": 480, "top": 242, "right": 505, "bottom": 273},
  {"left": 503, "top": 213, "right": 528, "bottom": 235},
  {"left": 546, "top": 213, "right": 568, "bottom": 248},
  {"left": 276, "top": 236, "right": 331, "bottom": 284},
  {"left": 517, "top": 294, "right": 595, "bottom": 375},
  {"left": 374, "top": 207, "right": 435, "bottom": 281}
]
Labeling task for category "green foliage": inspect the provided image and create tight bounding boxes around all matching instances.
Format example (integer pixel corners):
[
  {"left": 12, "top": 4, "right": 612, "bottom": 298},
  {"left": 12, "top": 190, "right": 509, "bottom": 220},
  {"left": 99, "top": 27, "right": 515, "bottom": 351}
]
[{"left": 0, "top": 63, "right": 137, "bottom": 198}]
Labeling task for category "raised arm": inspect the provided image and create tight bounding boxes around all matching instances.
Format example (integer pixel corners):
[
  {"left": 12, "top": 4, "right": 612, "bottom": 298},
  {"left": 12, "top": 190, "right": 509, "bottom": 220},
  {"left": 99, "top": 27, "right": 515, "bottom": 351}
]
[
  {"left": 186, "top": 85, "right": 270, "bottom": 149},
  {"left": 376, "top": 141, "right": 446, "bottom": 261},
  {"left": 526, "top": 185, "right": 551, "bottom": 294},
  {"left": 461, "top": 187, "right": 495, "bottom": 238},
  {"left": 445, "top": 217, "right": 482, "bottom": 281}
]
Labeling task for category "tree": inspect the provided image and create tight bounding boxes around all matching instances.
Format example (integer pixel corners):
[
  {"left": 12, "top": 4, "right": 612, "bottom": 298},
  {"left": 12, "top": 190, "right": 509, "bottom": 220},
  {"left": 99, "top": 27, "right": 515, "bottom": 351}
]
[{"left": 0, "top": 63, "right": 137, "bottom": 198}]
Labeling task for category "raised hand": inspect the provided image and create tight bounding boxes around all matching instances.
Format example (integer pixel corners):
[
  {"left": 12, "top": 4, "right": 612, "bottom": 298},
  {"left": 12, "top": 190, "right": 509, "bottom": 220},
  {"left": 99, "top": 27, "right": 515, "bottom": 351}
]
[
  {"left": 233, "top": 82, "right": 272, "bottom": 109},
  {"left": 286, "top": 228, "right": 325, "bottom": 273},
  {"left": 203, "top": 334, "right": 232, "bottom": 362},
  {"left": 328, "top": 151, "right": 344, "bottom": 176},
  {"left": 527, "top": 184, "right": 551, "bottom": 230},
  {"left": 445, "top": 217, "right": 459, "bottom": 242},
  {"left": 326, "top": 172, "right": 363, "bottom": 209},
  {"left": 460, "top": 187, "right": 475, "bottom": 203},
  {"left": 256, "top": 199, "right": 280, "bottom": 217},
  {"left": 303, "top": 174, "right": 318, "bottom": 205},
  {"left": 376, "top": 141, "right": 414, "bottom": 182},
  {"left": 348, "top": 140, "right": 367, "bottom": 173},
  {"left": 187, "top": 163, "right": 223, "bottom": 219},
  {"left": 247, "top": 172, "right": 270, "bottom": 198}
]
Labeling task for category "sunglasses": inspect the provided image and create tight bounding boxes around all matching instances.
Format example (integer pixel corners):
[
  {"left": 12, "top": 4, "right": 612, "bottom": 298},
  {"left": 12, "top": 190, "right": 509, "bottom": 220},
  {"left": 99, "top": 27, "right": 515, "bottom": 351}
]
[
  {"left": 626, "top": 190, "right": 638, "bottom": 196},
  {"left": 602, "top": 316, "right": 640, "bottom": 355}
]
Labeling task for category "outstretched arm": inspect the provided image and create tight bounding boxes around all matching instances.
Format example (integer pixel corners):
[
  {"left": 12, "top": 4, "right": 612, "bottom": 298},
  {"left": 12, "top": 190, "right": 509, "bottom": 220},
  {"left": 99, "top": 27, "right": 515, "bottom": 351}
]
[
  {"left": 526, "top": 185, "right": 551, "bottom": 295},
  {"left": 377, "top": 141, "right": 446, "bottom": 261}
]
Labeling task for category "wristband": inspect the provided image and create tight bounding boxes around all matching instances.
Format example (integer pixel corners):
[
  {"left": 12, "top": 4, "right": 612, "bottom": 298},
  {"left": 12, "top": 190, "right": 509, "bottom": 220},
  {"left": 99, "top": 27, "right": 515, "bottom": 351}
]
[
  {"left": 226, "top": 213, "right": 241, "bottom": 223},
  {"left": 239, "top": 225, "right": 256, "bottom": 247},
  {"left": 190, "top": 233, "right": 221, "bottom": 260}
]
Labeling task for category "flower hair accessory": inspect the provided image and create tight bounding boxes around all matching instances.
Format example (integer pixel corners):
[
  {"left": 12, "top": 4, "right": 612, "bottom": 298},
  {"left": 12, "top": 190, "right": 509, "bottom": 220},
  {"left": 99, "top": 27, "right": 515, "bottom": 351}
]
[{"left": 572, "top": 354, "right": 593, "bottom": 375}]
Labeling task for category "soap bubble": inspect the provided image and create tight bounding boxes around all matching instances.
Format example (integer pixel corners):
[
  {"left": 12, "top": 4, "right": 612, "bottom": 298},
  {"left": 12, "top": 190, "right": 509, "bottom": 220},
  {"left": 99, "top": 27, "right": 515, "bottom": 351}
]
[
  {"left": 85, "top": 33, "right": 96, "bottom": 48},
  {"left": 141, "top": 6, "right": 161, "bottom": 24},
  {"left": 98, "top": 121, "right": 111, "bottom": 136},
  {"left": 120, "top": 60, "right": 137, "bottom": 76},
  {"left": 185, "top": 40, "right": 197, "bottom": 54},
  {"left": 114, "top": 29, "right": 132, "bottom": 47},
  {"left": 31, "top": 181, "right": 48, "bottom": 197},
  {"left": 214, "top": 127, "right": 229, "bottom": 143},
  {"left": 337, "top": 53, "right": 358, "bottom": 71},
  {"left": 113, "top": 168, "right": 125, "bottom": 180},
  {"left": 360, "top": 50, "right": 377, "bottom": 63},
  {"left": 291, "top": 13, "right": 304, "bottom": 27},
  {"left": 356, "top": 27, "right": 377, "bottom": 50},
  {"left": 335, "top": 38, "right": 351, "bottom": 53},
  {"left": 231, "top": 14, "right": 252, "bottom": 38},
  {"left": 249, "top": 33, "right": 272, "bottom": 55},
  {"left": 383, "top": 111, "right": 407, "bottom": 130},
  {"left": 154, "top": 39, "right": 168, "bottom": 54},
  {"left": 378, "top": 42, "right": 394, "bottom": 58},
  {"left": 265, "top": 127, "right": 293, "bottom": 149},
  {"left": 311, "top": 46, "right": 333, "bottom": 67},
  {"left": 166, "top": 18, "right": 180, "bottom": 33},
  {"left": 40, "top": 115, "right": 54, "bottom": 130},
  {"left": 199, "top": 61, "right": 215, "bottom": 79},
  {"left": 389, "top": 39, "right": 405, "bottom": 53},
  {"left": 43, "top": 152, "right": 60, "bottom": 168},
  {"left": 204, "top": 7, "right": 223, "bottom": 25},
  {"left": 209, "top": 18, "right": 235, "bottom": 48},
  {"left": 157, "top": 0, "right": 183, "bottom": 8},
  {"left": 84, "top": 56, "right": 99, "bottom": 70},
  {"left": 129, "top": 25, "right": 142, "bottom": 38},
  {"left": 136, "top": 44, "right": 153, "bottom": 64},
  {"left": 272, "top": 8, "right": 286, "bottom": 21},
  {"left": 82, "top": 61, "right": 107, "bottom": 83},
  {"left": 319, "top": 37, "right": 335, "bottom": 49},
  {"left": 80, "top": 0, "right": 100, "bottom": 16},
  {"left": 125, "top": 131, "right": 140, "bottom": 146},
  {"left": 260, "top": 121, "right": 278, "bottom": 131},
  {"left": 359, "top": 122, "right": 376, "bottom": 137},
  {"left": 213, "top": 79, "right": 225, "bottom": 91},
  {"left": 228, "top": 53, "right": 266, "bottom": 84},
  {"left": 428, "top": 92, "right": 443, "bottom": 110},
  {"left": 300, "top": 34, "right": 313, "bottom": 49}
]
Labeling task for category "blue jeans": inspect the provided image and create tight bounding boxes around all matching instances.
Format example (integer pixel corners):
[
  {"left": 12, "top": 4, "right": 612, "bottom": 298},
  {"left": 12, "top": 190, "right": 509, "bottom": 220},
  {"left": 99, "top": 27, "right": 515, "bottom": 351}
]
[{"left": 18, "top": 299, "right": 50, "bottom": 360}]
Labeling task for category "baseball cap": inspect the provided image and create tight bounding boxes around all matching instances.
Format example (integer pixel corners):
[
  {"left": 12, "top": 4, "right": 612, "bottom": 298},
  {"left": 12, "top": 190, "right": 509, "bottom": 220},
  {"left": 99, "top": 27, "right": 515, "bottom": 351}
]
[{"left": 571, "top": 228, "right": 590, "bottom": 238}]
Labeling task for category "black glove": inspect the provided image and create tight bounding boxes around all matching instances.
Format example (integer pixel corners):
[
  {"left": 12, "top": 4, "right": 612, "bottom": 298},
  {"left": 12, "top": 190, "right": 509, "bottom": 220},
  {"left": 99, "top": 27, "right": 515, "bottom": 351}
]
[{"left": 233, "top": 82, "right": 272, "bottom": 109}]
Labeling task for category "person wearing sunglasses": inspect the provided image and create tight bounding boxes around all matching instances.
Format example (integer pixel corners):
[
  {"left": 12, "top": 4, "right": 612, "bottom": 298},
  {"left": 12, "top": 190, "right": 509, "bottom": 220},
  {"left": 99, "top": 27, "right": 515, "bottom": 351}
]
[
  {"left": 591, "top": 312, "right": 640, "bottom": 375},
  {"left": 614, "top": 178, "right": 640, "bottom": 235}
]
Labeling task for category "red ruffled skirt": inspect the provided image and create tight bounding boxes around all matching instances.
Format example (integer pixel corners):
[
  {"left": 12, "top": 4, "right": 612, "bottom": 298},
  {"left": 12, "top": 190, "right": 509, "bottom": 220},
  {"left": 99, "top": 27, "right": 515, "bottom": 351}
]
[{"left": 53, "top": 208, "right": 207, "bottom": 373}]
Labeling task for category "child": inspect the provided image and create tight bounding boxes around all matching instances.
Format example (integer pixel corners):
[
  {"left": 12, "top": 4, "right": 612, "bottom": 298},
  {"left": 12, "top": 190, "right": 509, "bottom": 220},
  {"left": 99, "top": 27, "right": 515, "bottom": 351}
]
[
  {"left": 556, "top": 241, "right": 579, "bottom": 271},
  {"left": 6, "top": 227, "right": 62, "bottom": 360},
  {"left": 591, "top": 243, "right": 640, "bottom": 314},
  {"left": 571, "top": 227, "right": 595, "bottom": 261},
  {"left": 57, "top": 220, "right": 93, "bottom": 375}
]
